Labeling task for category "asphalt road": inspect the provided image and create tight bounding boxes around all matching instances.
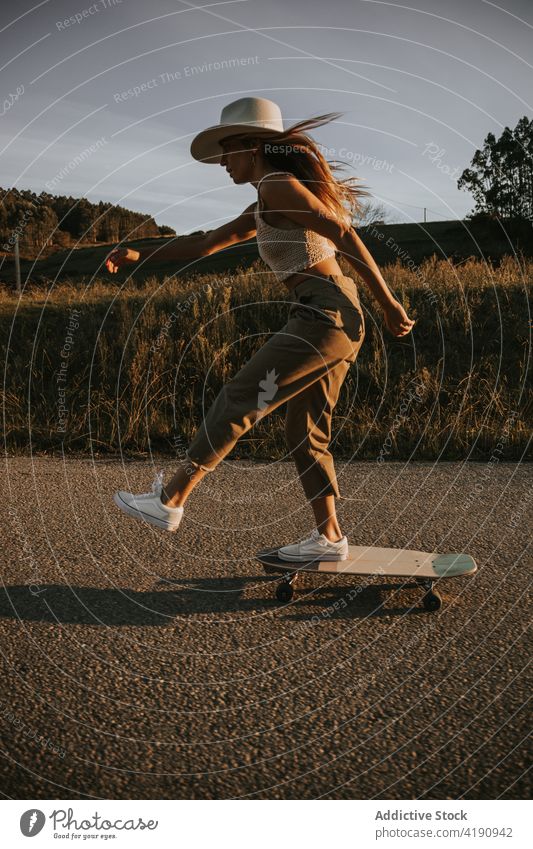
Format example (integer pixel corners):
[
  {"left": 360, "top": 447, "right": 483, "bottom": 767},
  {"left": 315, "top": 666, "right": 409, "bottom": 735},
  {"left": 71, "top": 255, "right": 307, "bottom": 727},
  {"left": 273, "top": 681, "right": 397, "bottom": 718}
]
[{"left": 1, "top": 457, "right": 531, "bottom": 800}]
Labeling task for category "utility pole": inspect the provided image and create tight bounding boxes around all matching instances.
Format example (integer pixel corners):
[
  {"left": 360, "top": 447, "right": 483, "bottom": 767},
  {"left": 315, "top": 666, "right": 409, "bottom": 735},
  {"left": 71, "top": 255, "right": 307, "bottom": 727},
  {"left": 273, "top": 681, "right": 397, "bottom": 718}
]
[
  {"left": 423, "top": 207, "right": 427, "bottom": 223},
  {"left": 14, "top": 233, "right": 21, "bottom": 295}
]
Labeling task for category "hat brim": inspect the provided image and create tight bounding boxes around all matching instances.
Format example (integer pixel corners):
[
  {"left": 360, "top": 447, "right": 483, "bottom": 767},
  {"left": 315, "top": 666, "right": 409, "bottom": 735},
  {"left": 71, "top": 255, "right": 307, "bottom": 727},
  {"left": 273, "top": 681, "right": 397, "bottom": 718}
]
[{"left": 190, "top": 123, "right": 281, "bottom": 164}]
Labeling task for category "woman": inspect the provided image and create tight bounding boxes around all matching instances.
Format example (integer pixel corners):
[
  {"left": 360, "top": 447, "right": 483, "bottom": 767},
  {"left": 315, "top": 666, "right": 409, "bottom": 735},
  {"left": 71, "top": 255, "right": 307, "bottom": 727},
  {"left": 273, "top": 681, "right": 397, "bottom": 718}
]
[{"left": 107, "top": 97, "right": 414, "bottom": 562}]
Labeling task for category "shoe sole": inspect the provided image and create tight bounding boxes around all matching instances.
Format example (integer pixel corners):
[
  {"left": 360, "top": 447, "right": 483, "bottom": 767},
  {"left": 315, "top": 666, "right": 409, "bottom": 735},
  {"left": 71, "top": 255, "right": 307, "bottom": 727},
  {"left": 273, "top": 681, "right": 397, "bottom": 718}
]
[
  {"left": 113, "top": 492, "right": 181, "bottom": 532},
  {"left": 277, "top": 551, "right": 348, "bottom": 562}
]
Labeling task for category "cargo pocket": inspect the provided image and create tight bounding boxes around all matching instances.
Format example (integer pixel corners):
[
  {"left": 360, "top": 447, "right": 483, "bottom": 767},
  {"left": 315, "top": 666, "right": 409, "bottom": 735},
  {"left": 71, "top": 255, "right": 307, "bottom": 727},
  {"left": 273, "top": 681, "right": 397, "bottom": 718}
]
[
  {"left": 293, "top": 294, "right": 343, "bottom": 327},
  {"left": 289, "top": 294, "right": 321, "bottom": 323},
  {"left": 315, "top": 305, "right": 343, "bottom": 328},
  {"left": 342, "top": 307, "right": 365, "bottom": 362}
]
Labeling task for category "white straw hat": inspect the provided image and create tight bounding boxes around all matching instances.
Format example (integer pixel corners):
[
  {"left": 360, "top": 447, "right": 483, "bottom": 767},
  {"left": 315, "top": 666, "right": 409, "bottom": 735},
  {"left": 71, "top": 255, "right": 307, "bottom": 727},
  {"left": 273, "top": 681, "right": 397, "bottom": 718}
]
[{"left": 190, "top": 97, "right": 284, "bottom": 164}]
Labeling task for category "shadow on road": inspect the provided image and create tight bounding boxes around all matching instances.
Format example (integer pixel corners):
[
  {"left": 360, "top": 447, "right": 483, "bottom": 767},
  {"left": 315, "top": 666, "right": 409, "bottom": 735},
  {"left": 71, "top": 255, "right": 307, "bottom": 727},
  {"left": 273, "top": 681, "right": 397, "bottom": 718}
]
[{"left": 0, "top": 577, "right": 432, "bottom": 625}]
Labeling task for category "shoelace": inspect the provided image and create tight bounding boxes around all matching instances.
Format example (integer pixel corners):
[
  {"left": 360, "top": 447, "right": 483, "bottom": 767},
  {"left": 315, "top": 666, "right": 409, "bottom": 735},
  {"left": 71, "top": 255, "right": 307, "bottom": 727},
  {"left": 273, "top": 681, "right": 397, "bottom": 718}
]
[
  {"left": 312, "top": 528, "right": 342, "bottom": 547},
  {"left": 304, "top": 528, "right": 327, "bottom": 547}
]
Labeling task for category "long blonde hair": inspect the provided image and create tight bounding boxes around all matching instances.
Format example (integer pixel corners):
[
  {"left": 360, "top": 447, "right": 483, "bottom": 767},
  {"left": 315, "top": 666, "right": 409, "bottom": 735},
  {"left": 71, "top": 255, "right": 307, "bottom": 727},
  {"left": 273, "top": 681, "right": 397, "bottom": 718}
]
[{"left": 227, "top": 112, "right": 371, "bottom": 226}]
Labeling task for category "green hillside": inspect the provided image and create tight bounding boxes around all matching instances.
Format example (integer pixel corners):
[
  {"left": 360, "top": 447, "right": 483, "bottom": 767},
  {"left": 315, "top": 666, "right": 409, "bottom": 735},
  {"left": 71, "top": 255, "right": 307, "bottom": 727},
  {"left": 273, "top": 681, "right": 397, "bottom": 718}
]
[{"left": 1, "top": 217, "right": 531, "bottom": 287}]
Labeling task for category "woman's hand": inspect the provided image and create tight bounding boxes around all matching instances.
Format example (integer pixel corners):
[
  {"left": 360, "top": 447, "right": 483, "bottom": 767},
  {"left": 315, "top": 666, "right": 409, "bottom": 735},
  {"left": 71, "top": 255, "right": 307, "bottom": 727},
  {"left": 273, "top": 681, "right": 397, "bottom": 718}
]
[
  {"left": 105, "top": 247, "right": 141, "bottom": 274},
  {"left": 383, "top": 299, "right": 415, "bottom": 337}
]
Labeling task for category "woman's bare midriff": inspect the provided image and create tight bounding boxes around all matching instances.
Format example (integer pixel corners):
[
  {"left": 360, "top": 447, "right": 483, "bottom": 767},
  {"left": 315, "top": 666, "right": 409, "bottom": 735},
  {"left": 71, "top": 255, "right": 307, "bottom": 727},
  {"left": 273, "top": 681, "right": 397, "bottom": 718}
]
[{"left": 283, "top": 256, "right": 346, "bottom": 293}]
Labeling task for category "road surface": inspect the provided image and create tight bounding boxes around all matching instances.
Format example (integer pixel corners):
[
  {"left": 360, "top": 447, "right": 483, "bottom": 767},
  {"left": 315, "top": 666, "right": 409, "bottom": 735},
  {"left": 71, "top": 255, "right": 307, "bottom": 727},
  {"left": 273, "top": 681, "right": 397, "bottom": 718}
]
[{"left": 1, "top": 457, "right": 531, "bottom": 799}]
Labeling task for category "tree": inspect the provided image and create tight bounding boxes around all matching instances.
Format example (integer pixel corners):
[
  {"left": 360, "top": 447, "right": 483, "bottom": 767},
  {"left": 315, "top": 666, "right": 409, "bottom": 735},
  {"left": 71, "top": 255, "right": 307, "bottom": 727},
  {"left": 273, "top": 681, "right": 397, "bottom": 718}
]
[
  {"left": 0, "top": 187, "right": 172, "bottom": 256},
  {"left": 458, "top": 116, "right": 533, "bottom": 220},
  {"left": 353, "top": 200, "right": 390, "bottom": 227}
]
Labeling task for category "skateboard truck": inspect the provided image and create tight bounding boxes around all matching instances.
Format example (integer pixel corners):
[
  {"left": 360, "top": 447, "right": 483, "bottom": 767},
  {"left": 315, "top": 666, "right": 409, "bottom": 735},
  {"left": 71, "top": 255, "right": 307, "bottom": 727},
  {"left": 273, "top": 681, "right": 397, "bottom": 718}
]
[{"left": 418, "top": 577, "right": 442, "bottom": 612}]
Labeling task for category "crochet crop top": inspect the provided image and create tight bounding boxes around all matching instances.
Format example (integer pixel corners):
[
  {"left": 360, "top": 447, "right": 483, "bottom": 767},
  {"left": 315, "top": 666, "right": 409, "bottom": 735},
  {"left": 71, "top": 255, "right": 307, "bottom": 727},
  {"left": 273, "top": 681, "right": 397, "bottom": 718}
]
[{"left": 254, "top": 171, "right": 336, "bottom": 282}]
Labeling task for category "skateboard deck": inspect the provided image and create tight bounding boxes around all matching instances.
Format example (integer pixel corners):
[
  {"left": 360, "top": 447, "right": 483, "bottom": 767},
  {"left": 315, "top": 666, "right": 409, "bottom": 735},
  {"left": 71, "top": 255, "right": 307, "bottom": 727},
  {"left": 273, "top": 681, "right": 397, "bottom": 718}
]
[{"left": 256, "top": 545, "right": 477, "bottom": 610}]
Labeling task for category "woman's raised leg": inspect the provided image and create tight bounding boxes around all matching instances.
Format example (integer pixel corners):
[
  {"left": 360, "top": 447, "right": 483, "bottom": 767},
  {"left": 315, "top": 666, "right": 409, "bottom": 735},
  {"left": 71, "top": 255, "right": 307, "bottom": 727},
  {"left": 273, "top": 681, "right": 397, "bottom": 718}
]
[{"left": 161, "top": 458, "right": 208, "bottom": 508}]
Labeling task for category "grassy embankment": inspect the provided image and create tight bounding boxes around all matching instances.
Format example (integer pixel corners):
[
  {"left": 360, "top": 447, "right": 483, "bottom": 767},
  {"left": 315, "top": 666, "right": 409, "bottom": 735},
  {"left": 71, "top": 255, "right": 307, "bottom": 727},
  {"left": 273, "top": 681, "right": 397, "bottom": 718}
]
[
  {"left": 1, "top": 216, "right": 532, "bottom": 285},
  {"left": 1, "top": 250, "right": 531, "bottom": 461}
]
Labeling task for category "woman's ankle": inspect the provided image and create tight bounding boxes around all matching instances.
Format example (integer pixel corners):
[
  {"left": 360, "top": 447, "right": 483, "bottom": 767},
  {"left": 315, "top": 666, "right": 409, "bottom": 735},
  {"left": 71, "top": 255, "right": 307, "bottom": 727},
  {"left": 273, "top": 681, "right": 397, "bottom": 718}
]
[
  {"left": 317, "top": 524, "right": 343, "bottom": 542},
  {"left": 161, "top": 487, "right": 185, "bottom": 509}
]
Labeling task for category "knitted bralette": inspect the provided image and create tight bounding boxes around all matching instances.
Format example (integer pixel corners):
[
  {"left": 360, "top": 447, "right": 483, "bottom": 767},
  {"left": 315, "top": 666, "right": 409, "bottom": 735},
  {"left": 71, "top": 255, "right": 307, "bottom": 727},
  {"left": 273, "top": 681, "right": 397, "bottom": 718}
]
[{"left": 253, "top": 171, "right": 336, "bottom": 282}]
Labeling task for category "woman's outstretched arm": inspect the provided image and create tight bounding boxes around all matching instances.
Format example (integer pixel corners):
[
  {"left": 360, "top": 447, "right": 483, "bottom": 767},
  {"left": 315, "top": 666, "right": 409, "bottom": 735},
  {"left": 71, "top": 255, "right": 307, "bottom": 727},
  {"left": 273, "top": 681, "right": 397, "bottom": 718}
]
[{"left": 105, "top": 202, "right": 257, "bottom": 273}]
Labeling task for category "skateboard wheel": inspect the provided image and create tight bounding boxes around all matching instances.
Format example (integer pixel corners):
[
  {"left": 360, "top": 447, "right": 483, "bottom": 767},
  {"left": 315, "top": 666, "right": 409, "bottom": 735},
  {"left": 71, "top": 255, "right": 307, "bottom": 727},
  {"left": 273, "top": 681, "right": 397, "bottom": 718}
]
[
  {"left": 276, "top": 582, "right": 294, "bottom": 603},
  {"left": 423, "top": 590, "right": 442, "bottom": 612}
]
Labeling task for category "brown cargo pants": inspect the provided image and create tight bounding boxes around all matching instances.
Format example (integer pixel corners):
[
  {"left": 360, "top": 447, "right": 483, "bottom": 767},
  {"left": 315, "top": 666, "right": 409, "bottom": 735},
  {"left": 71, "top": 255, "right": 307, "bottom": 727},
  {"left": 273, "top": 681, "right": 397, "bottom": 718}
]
[{"left": 185, "top": 273, "right": 365, "bottom": 500}]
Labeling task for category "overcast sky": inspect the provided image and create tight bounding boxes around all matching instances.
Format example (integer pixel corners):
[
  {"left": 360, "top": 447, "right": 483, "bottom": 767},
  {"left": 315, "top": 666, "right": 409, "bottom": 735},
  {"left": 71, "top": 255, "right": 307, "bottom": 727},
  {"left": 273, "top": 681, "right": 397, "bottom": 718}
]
[{"left": 1, "top": 0, "right": 532, "bottom": 232}]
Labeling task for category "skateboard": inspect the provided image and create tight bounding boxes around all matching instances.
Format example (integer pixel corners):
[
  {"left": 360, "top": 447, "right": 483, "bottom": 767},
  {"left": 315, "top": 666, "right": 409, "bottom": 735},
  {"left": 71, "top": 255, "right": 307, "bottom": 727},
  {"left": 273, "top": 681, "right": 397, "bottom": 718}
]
[{"left": 256, "top": 545, "right": 477, "bottom": 611}]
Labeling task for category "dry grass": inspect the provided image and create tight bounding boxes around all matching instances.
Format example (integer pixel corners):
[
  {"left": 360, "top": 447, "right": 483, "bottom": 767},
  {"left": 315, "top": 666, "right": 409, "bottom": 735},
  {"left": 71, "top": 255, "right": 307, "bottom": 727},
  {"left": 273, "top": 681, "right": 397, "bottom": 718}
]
[{"left": 1, "top": 255, "right": 531, "bottom": 461}]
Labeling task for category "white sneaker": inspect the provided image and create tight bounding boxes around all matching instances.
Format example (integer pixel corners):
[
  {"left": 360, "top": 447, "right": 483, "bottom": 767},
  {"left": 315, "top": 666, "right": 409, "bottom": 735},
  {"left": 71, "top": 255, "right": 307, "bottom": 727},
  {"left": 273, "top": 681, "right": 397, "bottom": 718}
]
[
  {"left": 113, "top": 469, "right": 184, "bottom": 532},
  {"left": 277, "top": 528, "right": 348, "bottom": 562}
]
